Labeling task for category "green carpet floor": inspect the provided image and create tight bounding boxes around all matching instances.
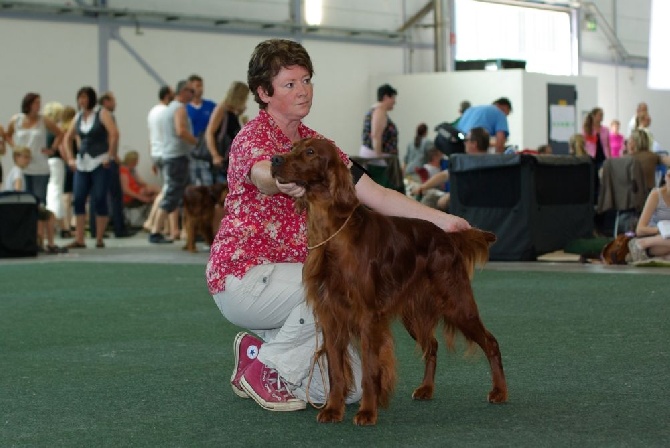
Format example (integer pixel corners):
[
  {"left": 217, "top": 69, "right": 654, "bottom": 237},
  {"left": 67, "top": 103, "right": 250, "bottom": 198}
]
[{"left": 1, "top": 263, "right": 668, "bottom": 447}]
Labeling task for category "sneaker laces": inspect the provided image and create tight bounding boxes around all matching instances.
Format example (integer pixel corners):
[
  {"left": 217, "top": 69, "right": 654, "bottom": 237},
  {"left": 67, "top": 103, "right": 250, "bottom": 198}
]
[{"left": 267, "top": 369, "right": 295, "bottom": 400}]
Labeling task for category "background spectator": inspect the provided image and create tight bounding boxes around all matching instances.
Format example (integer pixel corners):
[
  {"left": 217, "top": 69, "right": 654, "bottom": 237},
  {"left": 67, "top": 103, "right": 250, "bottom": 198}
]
[
  {"left": 205, "top": 80, "right": 250, "bottom": 183},
  {"left": 5, "top": 92, "right": 63, "bottom": 205},
  {"left": 456, "top": 97, "right": 512, "bottom": 154},
  {"left": 187, "top": 74, "right": 217, "bottom": 186},
  {"left": 403, "top": 122, "right": 432, "bottom": 177},
  {"left": 609, "top": 119, "right": 624, "bottom": 158},
  {"left": 359, "top": 83, "right": 399, "bottom": 158}
]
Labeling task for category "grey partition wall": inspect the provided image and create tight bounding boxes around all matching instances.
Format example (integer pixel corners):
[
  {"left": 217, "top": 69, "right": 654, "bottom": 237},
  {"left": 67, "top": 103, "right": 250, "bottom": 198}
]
[{"left": 449, "top": 154, "right": 594, "bottom": 261}]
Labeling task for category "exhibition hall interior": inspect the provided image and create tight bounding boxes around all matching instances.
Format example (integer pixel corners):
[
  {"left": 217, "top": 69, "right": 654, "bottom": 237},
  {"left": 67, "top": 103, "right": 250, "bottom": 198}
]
[{"left": 1, "top": 1, "right": 669, "bottom": 446}]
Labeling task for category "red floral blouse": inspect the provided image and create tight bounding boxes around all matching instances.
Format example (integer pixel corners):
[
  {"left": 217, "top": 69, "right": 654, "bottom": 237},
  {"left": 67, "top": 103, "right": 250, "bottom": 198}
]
[{"left": 206, "top": 109, "right": 349, "bottom": 294}]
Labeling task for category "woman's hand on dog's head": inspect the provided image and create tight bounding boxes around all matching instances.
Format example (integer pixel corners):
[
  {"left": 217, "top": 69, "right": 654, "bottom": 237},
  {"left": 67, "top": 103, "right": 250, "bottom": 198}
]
[{"left": 276, "top": 180, "right": 306, "bottom": 198}]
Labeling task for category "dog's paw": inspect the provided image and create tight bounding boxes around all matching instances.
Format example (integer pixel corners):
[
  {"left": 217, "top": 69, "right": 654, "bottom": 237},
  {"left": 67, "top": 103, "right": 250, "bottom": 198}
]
[
  {"left": 316, "top": 407, "right": 345, "bottom": 423},
  {"left": 487, "top": 387, "right": 508, "bottom": 403},
  {"left": 411, "top": 384, "right": 434, "bottom": 400},
  {"left": 353, "top": 409, "right": 377, "bottom": 426}
]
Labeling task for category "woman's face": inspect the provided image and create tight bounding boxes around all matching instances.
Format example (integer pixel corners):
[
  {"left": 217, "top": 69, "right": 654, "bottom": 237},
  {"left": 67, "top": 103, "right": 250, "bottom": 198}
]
[
  {"left": 261, "top": 65, "right": 313, "bottom": 122},
  {"left": 29, "top": 97, "right": 41, "bottom": 116},
  {"left": 77, "top": 93, "right": 90, "bottom": 111},
  {"left": 464, "top": 133, "right": 478, "bottom": 154},
  {"left": 594, "top": 110, "right": 603, "bottom": 123},
  {"left": 383, "top": 94, "right": 397, "bottom": 111}
]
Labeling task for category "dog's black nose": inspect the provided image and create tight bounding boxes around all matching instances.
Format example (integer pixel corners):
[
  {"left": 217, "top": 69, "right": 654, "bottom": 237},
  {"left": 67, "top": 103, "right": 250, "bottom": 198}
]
[{"left": 271, "top": 155, "right": 284, "bottom": 167}]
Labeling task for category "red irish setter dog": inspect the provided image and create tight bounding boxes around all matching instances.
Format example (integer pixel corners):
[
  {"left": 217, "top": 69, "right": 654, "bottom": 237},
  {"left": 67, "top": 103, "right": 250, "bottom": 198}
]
[
  {"left": 182, "top": 182, "right": 228, "bottom": 252},
  {"left": 270, "top": 138, "right": 507, "bottom": 426}
]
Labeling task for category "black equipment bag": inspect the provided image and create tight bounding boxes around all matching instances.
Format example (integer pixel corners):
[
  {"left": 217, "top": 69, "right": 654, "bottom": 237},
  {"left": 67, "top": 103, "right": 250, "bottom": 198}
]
[
  {"left": 434, "top": 122, "right": 465, "bottom": 156},
  {"left": 0, "top": 191, "right": 38, "bottom": 258}
]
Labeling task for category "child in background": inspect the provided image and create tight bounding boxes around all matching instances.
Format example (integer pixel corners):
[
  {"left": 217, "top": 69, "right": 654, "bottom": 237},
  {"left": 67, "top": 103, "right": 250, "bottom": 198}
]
[
  {"left": 4, "top": 147, "right": 67, "bottom": 254},
  {"left": 569, "top": 134, "right": 587, "bottom": 157},
  {"left": 610, "top": 120, "right": 624, "bottom": 157}
]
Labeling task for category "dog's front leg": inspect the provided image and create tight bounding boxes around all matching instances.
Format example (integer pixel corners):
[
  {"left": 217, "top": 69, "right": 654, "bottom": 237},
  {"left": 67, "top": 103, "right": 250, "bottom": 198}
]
[
  {"left": 354, "top": 322, "right": 394, "bottom": 426},
  {"left": 316, "top": 324, "right": 348, "bottom": 423}
]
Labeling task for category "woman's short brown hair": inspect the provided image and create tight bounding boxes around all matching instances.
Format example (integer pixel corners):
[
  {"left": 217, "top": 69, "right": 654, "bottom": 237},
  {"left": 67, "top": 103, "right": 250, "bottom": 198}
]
[
  {"left": 247, "top": 39, "right": 314, "bottom": 109},
  {"left": 21, "top": 93, "right": 40, "bottom": 114}
]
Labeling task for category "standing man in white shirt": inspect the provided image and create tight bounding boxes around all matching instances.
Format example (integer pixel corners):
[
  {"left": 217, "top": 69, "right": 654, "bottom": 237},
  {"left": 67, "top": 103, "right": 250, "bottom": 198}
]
[
  {"left": 148, "top": 80, "right": 197, "bottom": 244},
  {"left": 145, "top": 85, "right": 174, "bottom": 233}
]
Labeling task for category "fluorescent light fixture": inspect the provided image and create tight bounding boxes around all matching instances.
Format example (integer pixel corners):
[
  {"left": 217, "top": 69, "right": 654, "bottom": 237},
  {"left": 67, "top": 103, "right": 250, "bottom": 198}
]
[
  {"left": 648, "top": 0, "right": 670, "bottom": 90},
  {"left": 304, "top": 0, "right": 323, "bottom": 26}
]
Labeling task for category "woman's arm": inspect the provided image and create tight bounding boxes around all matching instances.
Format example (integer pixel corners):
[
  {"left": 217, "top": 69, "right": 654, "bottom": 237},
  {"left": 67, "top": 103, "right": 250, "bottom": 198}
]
[
  {"left": 422, "top": 170, "right": 449, "bottom": 192},
  {"left": 63, "top": 119, "right": 77, "bottom": 168},
  {"left": 13, "top": 174, "right": 24, "bottom": 191},
  {"left": 205, "top": 102, "right": 226, "bottom": 167},
  {"left": 250, "top": 159, "right": 305, "bottom": 197},
  {"left": 370, "top": 107, "right": 387, "bottom": 156},
  {"left": 356, "top": 174, "right": 469, "bottom": 232},
  {"left": 0, "top": 124, "right": 6, "bottom": 155},
  {"left": 99, "top": 109, "right": 119, "bottom": 161},
  {"left": 5, "top": 116, "right": 16, "bottom": 147},
  {"left": 636, "top": 189, "right": 661, "bottom": 236}
]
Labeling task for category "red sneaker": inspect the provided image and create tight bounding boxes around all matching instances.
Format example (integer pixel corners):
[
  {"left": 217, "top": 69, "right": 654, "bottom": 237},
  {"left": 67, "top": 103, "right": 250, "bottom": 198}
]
[
  {"left": 240, "top": 358, "right": 306, "bottom": 411},
  {"left": 231, "top": 332, "right": 262, "bottom": 398}
]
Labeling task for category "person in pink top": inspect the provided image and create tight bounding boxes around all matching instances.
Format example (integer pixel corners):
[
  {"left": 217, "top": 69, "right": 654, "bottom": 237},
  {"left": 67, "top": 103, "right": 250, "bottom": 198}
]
[
  {"left": 206, "top": 39, "right": 470, "bottom": 413},
  {"left": 609, "top": 119, "right": 624, "bottom": 158},
  {"left": 583, "top": 107, "right": 611, "bottom": 203},
  {"left": 583, "top": 107, "right": 611, "bottom": 161}
]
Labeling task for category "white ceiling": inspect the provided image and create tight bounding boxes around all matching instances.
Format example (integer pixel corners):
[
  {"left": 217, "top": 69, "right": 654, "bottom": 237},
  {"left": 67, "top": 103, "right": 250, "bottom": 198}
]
[{"left": 1, "top": 0, "right": 652, "bottom": 64}]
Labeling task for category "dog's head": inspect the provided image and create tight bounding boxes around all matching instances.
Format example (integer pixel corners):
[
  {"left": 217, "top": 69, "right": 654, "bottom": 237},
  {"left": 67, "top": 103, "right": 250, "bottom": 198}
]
[{"left": 270, "top": 138, "right": 356, "bottom": 212}]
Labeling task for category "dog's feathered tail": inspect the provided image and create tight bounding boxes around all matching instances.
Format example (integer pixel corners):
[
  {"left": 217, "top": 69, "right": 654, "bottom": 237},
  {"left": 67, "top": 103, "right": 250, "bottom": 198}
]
[
  {"left": 454, "top": 228, "right": 496, "bottom": 279},
  {"left": 443, "top": 228, "right": 496, "bottom": 354}
]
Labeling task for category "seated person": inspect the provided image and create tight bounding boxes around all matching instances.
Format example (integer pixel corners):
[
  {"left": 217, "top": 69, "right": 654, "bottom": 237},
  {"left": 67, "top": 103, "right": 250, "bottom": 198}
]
[
  {"left": 627, "top": 129, "right": 670, "bottom": 192},
  {"left": 628, "top": 169, "right": 670, "bottom": 262},
  {"left": 411, "top": 127, "right": 490, "bottom": 211},
  {"left": 119, "top": 150, "right": 160, "bottom": 207},
  {"left": 422, "top": 146, "right": 444, "bottom": 178},
  {"left": 3, "top": 147, "right": 66, "bottom": 254}
]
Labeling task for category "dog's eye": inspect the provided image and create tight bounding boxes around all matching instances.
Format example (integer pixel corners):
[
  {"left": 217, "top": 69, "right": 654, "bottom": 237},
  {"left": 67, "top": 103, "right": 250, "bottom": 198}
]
[{"left": 306, "top": 148, "right": 315, "bottom": 155}]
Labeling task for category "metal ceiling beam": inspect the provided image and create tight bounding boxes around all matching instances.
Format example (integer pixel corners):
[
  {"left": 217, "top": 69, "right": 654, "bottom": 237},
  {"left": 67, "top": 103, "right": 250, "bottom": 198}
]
[
  {"left": 472, "top": 0, "right": 574, "bottom": 12},
  {"left": 581, "top": 1, "right": 648, "bottom": 66},
  {"left": 397, "top": 0, "right": 434, "bottom": 33},
  {"left": 0, "top": 0, "right": 411, "bottom": 46}
]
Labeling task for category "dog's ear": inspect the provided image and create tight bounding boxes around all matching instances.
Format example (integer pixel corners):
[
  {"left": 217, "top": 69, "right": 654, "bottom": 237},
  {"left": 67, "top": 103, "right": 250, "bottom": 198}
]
[{"left": 328, "top": 154, "right": 357, "bottom": 208}]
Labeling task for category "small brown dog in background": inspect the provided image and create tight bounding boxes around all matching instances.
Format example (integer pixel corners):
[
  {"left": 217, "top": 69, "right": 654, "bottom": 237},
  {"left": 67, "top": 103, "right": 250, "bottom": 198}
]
[{"left": 182, "top": 182, "right": 228, "bottom": 253}]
